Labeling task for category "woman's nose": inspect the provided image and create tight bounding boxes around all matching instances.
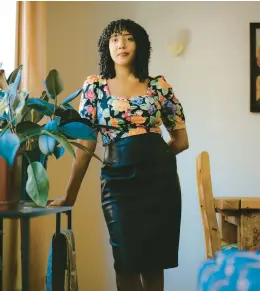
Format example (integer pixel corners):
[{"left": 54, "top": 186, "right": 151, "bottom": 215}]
[{"left": 118, "top": 38, "right": 126, "bottom": 49}]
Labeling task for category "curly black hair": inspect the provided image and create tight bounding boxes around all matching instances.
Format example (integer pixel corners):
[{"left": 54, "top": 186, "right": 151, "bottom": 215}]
[{"left": 98, "top": 19, "right": 152, "bottom": 82}]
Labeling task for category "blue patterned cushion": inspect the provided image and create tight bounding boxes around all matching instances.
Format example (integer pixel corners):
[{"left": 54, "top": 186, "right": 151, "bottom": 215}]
[{"left": 198, "top": 250, "right": 260, "bottom": 291}]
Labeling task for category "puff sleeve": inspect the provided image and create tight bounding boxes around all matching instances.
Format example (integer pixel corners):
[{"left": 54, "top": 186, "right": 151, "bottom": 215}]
[
  {"left": 78, "top": 75, "right": 99, "bottom": 126},
  {"left": 156, "top": 75, "right": 186, "bottom": 131}
]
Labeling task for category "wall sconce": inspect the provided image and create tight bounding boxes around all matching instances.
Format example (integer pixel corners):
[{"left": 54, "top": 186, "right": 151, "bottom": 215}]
[{"left": 168, "top": 29, "right": 190, "bottom": 56}]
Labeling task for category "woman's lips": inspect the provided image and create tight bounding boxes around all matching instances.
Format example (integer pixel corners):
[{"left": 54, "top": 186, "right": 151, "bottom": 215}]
[{"left": 118, "top": 52, "right": 129, "bottom": 57}]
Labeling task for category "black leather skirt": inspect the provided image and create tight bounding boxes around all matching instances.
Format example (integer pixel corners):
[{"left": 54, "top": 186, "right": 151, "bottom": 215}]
[{"left": 101, "top": 132, "right": 182, "bottom": 273}]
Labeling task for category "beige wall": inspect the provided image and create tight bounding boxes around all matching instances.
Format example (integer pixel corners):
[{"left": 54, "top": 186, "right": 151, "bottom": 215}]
[
  {"left": 22, "top": 1, "right": 260, "bottom": 291},
  {"left": 46, "top": 2, "right": 111, "bottom": 290}
]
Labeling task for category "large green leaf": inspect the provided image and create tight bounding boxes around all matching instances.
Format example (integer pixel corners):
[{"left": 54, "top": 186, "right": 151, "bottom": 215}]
[
  {"left": 39, "top": 133, "right": 57, "bottom": 155},
  {"left": 58, "top": 121, "right": 97, "bottom": 140},
  {"left": 26, "top": 162, "right": 49, "bottom": 207},
  {"left": 41, "top": 130, "right": 75, "bottom": 158},
  {"left": 32, "top": 111, "right": 44, "bottom": 123},
  {"left": 61, "top": 103, "right": 74, "bottom": 110},
  {"left": 31, "top": 91, "right": 49, "bottom": 123},
  {"left": 53, "top": 146, "right": 65, "bottom": 159},
  {"left": 13, "top": 67, "right": 22, "bottom": 91},
  {"left": 45, "top": 69, "right": 64, "bottom": 98},
  {"left": 61, "top": 88, "right": 82, "bottom": 105},
  {"left": 0, "top": 130, "right": 20, "bottom": 167},
  {"left": 20, "top": 105, "right": 33, "bottom": 122},
  {"left": 16, "top": 121, "right": 42, "bottom": 135},
  {"left": 13, "top": 91, "right": 26, "bottom": 124},
  {"left": 70, "top": 141, "right": 102, "bottom": 162},
  {"left": 26, "top": 98, "right": 54, "bottom": 116},
  {"left": 7, "top": 65, "right": 23, "bottom": 85},
  {"left": 8, "top": 67, "right": 23, "bottom": 106}
]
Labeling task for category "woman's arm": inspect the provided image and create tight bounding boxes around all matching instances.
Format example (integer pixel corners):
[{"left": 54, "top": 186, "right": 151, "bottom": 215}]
[
  {"left": 168, "top": 128, "right": 189, "bottom": 155},
  {"left": 49, "top": 75, "right": 100, "bottom": 207},
  {"left": 154, "top": 75, "right": 188, "bottom": 155},
  {"left": 49, "top": 139, "right": 97, "bottom": 206},
  {"left": 64, "top": 139, "right": 97, "bottom": 204}
]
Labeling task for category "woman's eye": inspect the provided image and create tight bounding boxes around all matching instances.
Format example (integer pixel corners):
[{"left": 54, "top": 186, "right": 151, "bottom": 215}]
[{"left": 127, "top": 37, "right": 134, "bottom": 41}]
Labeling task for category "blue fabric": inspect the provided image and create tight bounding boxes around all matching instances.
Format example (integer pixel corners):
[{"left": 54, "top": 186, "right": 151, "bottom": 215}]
[
  {"left": 46, "top": 240, "right": 52, "bottom": 291},
  {"left": 198, "top": 250, "right": 260, "bottom": 291},
  {"left": 46, "top": 230, "right": 78, "bottom": 291}
]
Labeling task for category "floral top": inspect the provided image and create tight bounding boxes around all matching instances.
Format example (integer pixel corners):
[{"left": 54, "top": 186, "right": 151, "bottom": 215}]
[{"left": 79, "top": 74, "right": 186, "bottom": 145}]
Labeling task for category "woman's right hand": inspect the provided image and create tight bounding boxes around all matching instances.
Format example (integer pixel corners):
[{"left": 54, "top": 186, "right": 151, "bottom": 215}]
[
  {"left": 48, "top": 197, "right": 75, "bottom": 207},
  {"left": 47, "top": 140, "right": 97, "bottom": 209}
]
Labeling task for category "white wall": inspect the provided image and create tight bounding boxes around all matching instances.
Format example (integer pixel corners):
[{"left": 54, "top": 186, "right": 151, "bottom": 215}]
[
  {"left": 0, "top": 1, "right": 16, "bottom": 74},
  {"left": 47, "top": 2, "right": 260, "bottom": 291}
]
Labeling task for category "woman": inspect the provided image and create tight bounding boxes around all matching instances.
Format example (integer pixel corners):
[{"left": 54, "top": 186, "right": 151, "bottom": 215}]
[{"left": 50, "top": 19, "right": 189, "bottom": 291}]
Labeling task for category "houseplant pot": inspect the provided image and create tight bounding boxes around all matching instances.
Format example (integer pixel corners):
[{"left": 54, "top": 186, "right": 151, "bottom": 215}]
[{"left": 0, "top": 154, "right": 23, "bottom": 210}]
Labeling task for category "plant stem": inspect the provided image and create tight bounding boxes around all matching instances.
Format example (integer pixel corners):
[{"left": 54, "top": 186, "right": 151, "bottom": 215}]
[
  {"left": 19, "top": 133, "right": 42, "bottom": 145},
  {"left": 19, "top": 130, "right": 61, "bottom": 146},
  {"left": 0, "top": 115, "right": 17, "bottom": 136},
  {"left": 23, "top": 150, "right": 31, "bottom": 164},
  {"left": 52, "top": 97, "right": 57, "bottom": 120},
  {"left": 8, "top": 101, "right": 15, "bottom": 133}
]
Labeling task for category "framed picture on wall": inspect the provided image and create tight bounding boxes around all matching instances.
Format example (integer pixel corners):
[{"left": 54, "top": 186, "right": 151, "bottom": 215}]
[{"left": 250, "top": 23, "right": 260, "bottom": 112}]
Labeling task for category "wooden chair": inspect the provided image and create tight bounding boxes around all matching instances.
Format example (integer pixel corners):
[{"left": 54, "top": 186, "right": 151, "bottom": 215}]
[{"left": 196, "top": 151, "right": 237, "bottom": 258}]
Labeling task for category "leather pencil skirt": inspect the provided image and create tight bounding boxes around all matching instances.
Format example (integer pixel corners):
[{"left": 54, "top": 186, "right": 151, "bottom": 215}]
[{"left": 100, "top": 132, "right": 182, "bottom": 273}]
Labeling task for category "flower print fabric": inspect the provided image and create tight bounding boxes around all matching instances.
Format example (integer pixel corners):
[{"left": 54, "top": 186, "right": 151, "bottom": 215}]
[{"left": 79, "top": 74, "right": 186, "bottom": 145}]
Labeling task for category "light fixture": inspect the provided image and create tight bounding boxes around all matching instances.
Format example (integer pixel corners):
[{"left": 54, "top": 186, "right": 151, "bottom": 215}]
[{"left": 168, "top": 28, "right": 190, "bottom": 56}]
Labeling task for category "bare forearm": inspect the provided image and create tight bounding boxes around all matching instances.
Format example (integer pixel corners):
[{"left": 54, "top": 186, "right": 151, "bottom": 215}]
[
  {"left": 168, "top": 140, "right": 189, "bottom": 155},
  {"left": 65, "top": 158, "right": 91, "bottom": 202},
  {"left": 65, "top": 140, "right": 97, "bottom": 202},
  {"left": 168, "top": 129, "right": 189, "bottom": 155}
]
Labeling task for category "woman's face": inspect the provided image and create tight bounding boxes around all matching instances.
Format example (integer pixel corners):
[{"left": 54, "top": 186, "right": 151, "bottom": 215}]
[{"left": 109, "top": 30, "right": 136, "bottom": 67}]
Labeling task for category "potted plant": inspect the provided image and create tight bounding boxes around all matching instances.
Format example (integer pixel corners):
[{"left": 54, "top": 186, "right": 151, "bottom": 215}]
[{"left": 0, "top": 64, "right": 102, "bottom": 208}]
